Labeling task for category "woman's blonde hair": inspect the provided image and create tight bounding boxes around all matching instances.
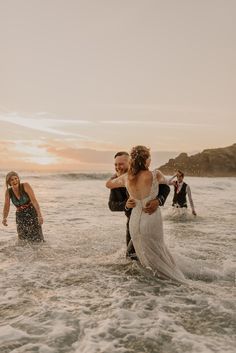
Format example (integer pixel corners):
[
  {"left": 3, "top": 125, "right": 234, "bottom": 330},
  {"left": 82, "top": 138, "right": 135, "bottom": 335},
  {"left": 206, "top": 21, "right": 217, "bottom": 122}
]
[
  {"left": 128, "top": 145, "right": 150, "bottom": 182},
  {"left": 5, "top": 171, "right": 20, "bottom": 188}
]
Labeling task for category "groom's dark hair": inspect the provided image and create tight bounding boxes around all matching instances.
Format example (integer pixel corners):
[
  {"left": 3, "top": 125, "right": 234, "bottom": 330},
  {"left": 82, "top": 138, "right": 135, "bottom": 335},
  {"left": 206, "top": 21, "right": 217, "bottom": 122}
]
[
  {"left": 114, "top": 151, "right": 129, "bottom": 158},
  {"left": 177, "top": 170, "right": 184, "bottom": 177}
]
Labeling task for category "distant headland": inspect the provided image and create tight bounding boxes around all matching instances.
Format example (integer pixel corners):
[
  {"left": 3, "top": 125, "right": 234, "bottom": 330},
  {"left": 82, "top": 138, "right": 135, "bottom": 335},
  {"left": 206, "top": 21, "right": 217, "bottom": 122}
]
[{"left": 159, "top": 144, "right": 236, "bottom": 177}]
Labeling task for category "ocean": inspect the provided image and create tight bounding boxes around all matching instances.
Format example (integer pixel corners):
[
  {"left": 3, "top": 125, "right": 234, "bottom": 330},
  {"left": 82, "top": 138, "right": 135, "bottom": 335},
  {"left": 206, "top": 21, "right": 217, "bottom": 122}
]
[{"left": 0, "top": 173, "right": 235, "bottom": 353}]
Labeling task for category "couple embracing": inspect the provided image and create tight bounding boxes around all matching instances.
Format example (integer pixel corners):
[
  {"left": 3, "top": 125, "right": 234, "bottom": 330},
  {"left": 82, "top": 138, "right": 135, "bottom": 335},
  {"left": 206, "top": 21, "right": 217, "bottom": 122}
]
[{"left": 106, "top": 145, "right": 186, "bottom": 283}]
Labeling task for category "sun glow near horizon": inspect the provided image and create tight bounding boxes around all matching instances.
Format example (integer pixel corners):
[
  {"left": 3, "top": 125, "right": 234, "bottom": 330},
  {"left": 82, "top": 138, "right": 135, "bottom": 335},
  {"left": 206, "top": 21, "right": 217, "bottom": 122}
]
[
  {"left": 14, "top": 141, "right": 59, "bottom": 166},
  {"left": 0, "top": 107, "right": 235, "bottom": 172},
  {"left": 0, "top": 0, "right": 235, "bottom": 171}
]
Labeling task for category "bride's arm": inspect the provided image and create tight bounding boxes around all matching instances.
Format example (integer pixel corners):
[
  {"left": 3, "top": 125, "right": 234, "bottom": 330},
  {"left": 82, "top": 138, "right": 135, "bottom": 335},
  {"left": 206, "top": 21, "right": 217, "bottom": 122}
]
[
  {"left": 106, "top": 173, "right": 127, "bottom": 189},
  {"left": 167, "top": 173, "right": 177, "bottom": 185},
  {"left": 156, "top": 170, "right": 177, "bottom": 185}
]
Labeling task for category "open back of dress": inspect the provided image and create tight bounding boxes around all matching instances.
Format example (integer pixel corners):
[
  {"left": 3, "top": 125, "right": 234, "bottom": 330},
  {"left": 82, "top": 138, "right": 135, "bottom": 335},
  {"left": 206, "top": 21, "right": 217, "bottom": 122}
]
[{"left": 126, "top": 169, "right": 186, "bottom": 283}]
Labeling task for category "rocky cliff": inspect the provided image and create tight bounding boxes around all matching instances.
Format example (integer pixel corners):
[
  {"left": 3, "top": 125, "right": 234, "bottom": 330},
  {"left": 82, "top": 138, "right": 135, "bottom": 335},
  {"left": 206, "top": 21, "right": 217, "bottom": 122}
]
[{"left": 159, "top": 144, "right": 236, "bottom": 176}]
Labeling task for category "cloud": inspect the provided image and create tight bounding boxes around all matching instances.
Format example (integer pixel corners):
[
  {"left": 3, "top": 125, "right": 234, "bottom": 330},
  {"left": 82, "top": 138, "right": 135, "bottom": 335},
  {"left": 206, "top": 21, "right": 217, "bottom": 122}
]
[
  {"left": 0, "top": 138, "right": 186, "bottom": 172},
  {"left": 42, "top": 144, "right": 114, "bottom": 164},
  {"left": 0, "top": 141, "right": 37, "bottom": 171},
  {"left": 0, "top": 113, "right": 90, "bottom": 139},
  {"left": 0, "top": 113, "right": 121, "bottom": 149},
  {"left": 0, "top": 140, "right": 23, "bottom": 156},
  {"left": 87, "top": 103, "right": 233, "bottom": 117},
  {"left": 41, "top": 142, "right": 180, "bottom": 167},
  {"left": 99, "top": 120, "right": 210, "bottom": 127},
  {"left": 0, "top": 140, "right": 59, "bottom": 167}
]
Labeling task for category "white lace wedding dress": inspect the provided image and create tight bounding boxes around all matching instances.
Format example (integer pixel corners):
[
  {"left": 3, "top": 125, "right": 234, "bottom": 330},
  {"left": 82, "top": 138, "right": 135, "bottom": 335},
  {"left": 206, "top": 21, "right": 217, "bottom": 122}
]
[{"left": 127, "top": 170, "right": 186, "bottom": 283}]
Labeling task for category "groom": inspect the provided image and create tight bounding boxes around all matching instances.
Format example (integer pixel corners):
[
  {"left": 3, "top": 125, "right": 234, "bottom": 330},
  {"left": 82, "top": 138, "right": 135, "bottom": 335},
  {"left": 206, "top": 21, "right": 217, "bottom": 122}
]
[{"left": 108, "top": 151, "right": 170, "bottom": 259}]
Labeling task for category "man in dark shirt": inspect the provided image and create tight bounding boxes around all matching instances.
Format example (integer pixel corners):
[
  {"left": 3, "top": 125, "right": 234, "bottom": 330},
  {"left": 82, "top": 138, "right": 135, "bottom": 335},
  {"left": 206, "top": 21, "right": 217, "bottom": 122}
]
[{"left": 108, "top": 151, "right": 170, "bottom": 259}]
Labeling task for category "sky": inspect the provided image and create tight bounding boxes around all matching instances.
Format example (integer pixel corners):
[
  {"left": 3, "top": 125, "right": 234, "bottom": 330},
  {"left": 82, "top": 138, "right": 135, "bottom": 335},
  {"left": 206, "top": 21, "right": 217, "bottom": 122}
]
[{"left": 0, "top": 0, "right": 235, "bottom": 171}]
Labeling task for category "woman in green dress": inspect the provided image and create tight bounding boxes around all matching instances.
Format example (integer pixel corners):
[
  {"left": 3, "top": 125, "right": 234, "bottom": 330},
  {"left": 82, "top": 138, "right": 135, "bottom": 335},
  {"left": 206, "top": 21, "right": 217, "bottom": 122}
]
[{"left": 2, "top": 171, "right": 44, "bottom": 242}]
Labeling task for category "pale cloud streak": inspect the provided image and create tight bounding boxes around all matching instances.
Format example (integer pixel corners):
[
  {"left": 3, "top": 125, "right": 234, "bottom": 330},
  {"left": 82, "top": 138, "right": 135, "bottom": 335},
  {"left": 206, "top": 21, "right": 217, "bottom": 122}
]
[
  {"left": 0, "top": 113, "right": 124, "bottom": 149},
  {"left": 90, "top": 103, "right": 234, "bottom": 116},
  {"left": 0, "top": 114, "right": 91, "bottom": 139},
  {"left": 99, "top": 120, "right": 211, "bottom": 127}
]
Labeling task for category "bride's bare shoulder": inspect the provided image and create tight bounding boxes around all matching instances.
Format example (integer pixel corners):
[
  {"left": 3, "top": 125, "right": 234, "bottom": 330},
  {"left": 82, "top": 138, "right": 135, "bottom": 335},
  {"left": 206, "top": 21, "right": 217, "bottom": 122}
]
[{"left": 138, "top": 170, "right": 152, "bottom": 180}]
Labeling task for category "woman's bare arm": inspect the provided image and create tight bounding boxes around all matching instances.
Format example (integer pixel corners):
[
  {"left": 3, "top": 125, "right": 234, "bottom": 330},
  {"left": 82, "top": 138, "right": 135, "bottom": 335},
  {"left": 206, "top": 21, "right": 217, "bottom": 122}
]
[
  {"left": 106, "top": 174, "right": 127, "bottom": 189},
  {"left": 2, "top": 190, "right": 10, "bottom": 226},
  {"left": 156, "top": 170, "right": 169, "bottom": 184},
  {"left": 156, "top": 170, "right": 177, "bottom": 185}
]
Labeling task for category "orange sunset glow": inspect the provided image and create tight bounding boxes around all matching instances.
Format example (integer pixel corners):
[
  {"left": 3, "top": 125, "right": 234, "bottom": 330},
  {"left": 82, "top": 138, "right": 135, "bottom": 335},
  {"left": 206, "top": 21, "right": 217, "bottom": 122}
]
[{"left": 1, "top": 1, "right": 235, "bottom": 171}]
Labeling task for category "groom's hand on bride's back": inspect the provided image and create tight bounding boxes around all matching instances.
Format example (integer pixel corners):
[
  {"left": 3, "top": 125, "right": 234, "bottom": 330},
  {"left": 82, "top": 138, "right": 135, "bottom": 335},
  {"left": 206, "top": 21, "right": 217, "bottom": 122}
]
[{"left": 143, "top": 199, "right": 159, "bottom": 215}]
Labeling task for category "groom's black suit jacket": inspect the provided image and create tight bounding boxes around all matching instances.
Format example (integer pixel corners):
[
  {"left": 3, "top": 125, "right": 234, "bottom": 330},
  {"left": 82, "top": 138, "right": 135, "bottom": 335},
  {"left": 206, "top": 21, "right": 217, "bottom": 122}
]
[{"left": 108, "top": 183, "right": 170, "bottom": 254}]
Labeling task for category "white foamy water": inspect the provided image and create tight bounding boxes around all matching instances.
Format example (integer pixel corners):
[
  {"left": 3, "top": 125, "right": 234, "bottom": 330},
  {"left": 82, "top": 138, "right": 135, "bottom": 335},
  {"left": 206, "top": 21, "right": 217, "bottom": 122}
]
[{"left": 0, "top": 173, "right": 235, "bottom": 353}]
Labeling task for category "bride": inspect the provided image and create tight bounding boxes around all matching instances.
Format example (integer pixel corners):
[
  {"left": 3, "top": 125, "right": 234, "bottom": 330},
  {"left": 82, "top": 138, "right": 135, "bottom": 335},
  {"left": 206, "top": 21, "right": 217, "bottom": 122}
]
[{"left": 106, "top": 145, "right": 185, "bottom": 283}]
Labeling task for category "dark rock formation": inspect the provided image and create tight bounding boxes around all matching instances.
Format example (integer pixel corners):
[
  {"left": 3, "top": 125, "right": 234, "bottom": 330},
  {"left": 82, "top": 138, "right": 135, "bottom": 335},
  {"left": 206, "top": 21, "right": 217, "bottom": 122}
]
[{"left": 159, "top": 144, "right": 236, "bottom": 176}]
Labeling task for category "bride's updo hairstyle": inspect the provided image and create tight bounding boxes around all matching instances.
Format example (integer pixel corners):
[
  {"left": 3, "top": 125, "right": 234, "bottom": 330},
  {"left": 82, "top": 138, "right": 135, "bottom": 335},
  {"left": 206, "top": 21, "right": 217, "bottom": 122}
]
[{"left": 128, "top": 145, "right": 150, "bottom": 182}]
